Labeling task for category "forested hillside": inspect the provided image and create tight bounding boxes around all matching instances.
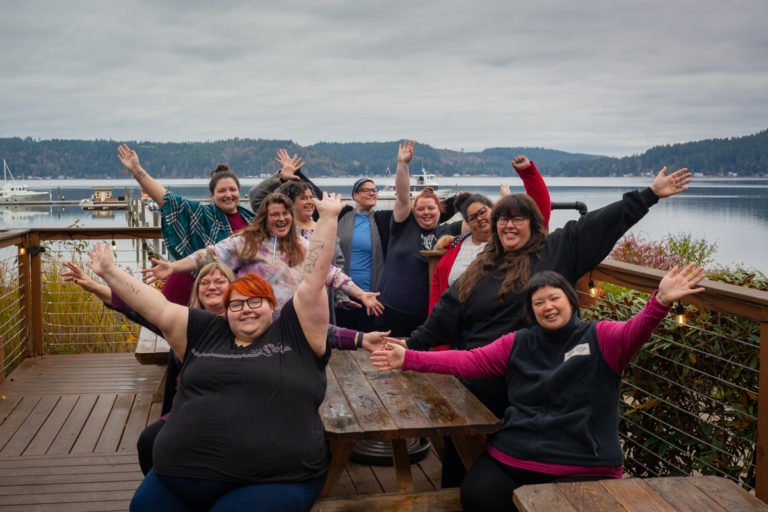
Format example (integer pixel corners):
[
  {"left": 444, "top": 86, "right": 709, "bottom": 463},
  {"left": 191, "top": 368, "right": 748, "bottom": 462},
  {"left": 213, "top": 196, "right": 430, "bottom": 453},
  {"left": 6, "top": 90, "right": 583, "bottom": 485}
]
[{"left": 1, "top": 129, "right": 766, "bottom": 178}]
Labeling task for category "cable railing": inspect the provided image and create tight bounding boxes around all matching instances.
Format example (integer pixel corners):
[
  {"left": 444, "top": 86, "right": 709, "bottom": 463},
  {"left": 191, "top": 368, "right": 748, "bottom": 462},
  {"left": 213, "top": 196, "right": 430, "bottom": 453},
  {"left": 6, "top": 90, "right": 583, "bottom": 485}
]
[
  {"left": 577, "top": 260, "right": 768, "bottom": 496},
  {"left": 3, "top": 229, "right": 768, "bottom": 500}
]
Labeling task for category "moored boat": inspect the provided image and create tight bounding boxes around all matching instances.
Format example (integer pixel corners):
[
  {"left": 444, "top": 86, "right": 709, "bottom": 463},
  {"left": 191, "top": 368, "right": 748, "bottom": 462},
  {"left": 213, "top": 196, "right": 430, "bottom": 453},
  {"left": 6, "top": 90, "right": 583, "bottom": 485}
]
[{"left": 0, "top": 159, "right": 50, "bottom": 203}]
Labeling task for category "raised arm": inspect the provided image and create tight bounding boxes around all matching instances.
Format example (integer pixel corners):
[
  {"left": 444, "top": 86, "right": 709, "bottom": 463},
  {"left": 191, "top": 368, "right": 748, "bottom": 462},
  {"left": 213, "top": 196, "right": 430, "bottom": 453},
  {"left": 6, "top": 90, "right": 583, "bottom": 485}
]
[
  {"left": 87, "top": 242, "right": 189, "bottom": 359},
  {"left": 393, "top": 140, "right": 415, "bottom": 222},
  {"left": 62, "top": 261, "right": 112, "bottom": 304},
  {"left": 598, "top": 263, "right": 705, "bottom": 374},
  {"left": 248, "top": 149, "right": 305, "bottom": 212},
  {"left": 117, "top": 144, "right": 168, "bottom": 207},
  {"left": 294, "top": 192, "right": 347, "bottom": 356},
  {"left": 512, "top": 156, "right": 551, "bottom": 228}
]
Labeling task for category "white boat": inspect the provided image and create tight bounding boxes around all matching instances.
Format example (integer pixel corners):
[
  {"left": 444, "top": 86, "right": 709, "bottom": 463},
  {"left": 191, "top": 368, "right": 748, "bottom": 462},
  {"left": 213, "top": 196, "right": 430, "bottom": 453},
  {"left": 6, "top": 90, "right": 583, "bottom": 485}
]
[
  {"left": 0, "top": 159, "right": 49, "bottom": 203},
  {"left": 376, "top": 168, "right": 452, "bottom": 201}
]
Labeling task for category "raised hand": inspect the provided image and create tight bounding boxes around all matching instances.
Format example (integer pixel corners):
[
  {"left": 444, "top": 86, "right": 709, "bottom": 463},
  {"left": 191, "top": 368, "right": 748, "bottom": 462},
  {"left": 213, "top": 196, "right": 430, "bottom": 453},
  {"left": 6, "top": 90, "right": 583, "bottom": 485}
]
[
  {"left": 62, "top": 261, "right": 92, "bottom": 286},
  {"left": 398, "top": 140, "right": 415, "bottom": 164},
  {"left": 657, "top": 263, "right": 706, "bottom": 306},
  {"left": 370, "top": 342, "right": 406, "bottom": 371},
  {"left": 360, "top": 291, "right": 385, "bottom": 317},
  {"left": 650, "top": 167, "right": 692, "bottom": 198},
  {"left": 86, "top": 242, "right": 116, "bottom": 278},
  {"left": 500, "top": 183, "right": 511, "bottom": 197},
  {"left": 141, "top": 258, "right": 172, "bottom": 284},
  {"left": 511, "top": 155, "right": 531, "bottom": 170},
  {"left": 116, "top": 144, "right": 142, "bottom": 174},
  {"left": 312, "top": 191, "right": 347, "bottom": 218},
  {"left": 275, "top": 149, "right": 303, "bottom": 181},
  {"left": 361, "top": 330, "right": 392, "bottom": 352}
]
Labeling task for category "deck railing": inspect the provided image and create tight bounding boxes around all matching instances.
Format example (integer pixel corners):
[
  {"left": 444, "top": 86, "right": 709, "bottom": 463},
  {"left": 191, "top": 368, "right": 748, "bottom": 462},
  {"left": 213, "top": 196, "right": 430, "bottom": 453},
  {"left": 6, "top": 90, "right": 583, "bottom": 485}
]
[{"left": 2, "top": 228, "right": 768, "bottom": 499}]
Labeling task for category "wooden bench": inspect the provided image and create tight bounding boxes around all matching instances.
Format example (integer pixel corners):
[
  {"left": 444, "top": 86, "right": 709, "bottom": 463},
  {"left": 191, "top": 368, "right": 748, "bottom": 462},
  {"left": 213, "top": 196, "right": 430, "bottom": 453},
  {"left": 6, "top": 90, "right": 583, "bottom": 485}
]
[
  {"left": 311, "top": 488, "right": 461, "bottom": 512},
  {"left": 134, "top": 327, "right": 170, "bottom": 403},
  {"left": 513, "top": 475, "right": 768, "bottom": 512}
]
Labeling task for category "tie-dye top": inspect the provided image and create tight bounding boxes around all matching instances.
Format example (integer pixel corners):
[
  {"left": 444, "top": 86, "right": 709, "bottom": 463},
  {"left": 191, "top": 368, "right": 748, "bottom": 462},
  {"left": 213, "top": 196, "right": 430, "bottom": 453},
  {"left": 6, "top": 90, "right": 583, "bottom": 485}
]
[{"left": 188, "top": 234, "right": 353, "bottom": 317}]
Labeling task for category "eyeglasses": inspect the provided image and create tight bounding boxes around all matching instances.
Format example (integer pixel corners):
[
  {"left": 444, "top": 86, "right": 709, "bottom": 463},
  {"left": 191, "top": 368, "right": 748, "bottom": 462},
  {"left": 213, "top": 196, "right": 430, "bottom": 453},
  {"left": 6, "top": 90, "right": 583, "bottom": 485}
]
[
  {"left": 227, "top": 296, "right": 263, "bottom": 311},
  {"left": 422, "top": 187, "right": 435, "bottom": 194},
  {"left": 497, "top": 215, "right": 528, "bottom": 227},
  {"left": 356, "top": 187, "right": 377, "bottom": 195},
  {"left": 199, "top": 278, "right": 229, "bottom": 288},
  {"left": 467, "top": 207, "right": 488, "bottom": 224},
  {"left": 268, "top": 211, "right": 292, "bottom": 219}
]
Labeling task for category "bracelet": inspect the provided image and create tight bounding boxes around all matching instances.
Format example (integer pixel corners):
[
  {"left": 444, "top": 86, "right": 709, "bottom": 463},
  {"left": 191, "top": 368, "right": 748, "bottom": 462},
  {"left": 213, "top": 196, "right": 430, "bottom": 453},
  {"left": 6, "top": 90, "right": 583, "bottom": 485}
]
[{"left": 355, "top": 331, "right": 364, "bottom": 349}]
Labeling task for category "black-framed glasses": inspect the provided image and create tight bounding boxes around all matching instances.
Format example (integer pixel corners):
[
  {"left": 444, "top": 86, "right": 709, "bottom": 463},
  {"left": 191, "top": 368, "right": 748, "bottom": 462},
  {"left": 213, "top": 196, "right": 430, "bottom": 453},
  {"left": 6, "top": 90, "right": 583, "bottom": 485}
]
[
  {"left": 227, "top": 296, "right": 263, "bottom": 311},
  {"left": 467, "top": 207, "right": 488, "bottom": 224},
  {"left": 497, "top": 215, "right": 528, "bottom": 227},
  {"left": 356, "top": 187, "right": 377, "bottom": 195}
]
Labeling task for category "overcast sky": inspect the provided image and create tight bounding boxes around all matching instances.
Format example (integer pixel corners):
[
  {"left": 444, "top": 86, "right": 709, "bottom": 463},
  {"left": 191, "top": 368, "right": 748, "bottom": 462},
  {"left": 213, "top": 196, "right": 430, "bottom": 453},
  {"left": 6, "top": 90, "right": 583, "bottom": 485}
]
[{"left": 1, "top": 0, "right": 766, "bottom": 156}]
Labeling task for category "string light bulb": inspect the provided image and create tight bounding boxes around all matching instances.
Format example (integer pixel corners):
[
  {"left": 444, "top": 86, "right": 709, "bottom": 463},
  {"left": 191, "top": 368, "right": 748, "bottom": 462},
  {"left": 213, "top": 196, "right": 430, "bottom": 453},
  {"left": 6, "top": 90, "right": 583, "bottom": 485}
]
[
  {"left": 18, "top": 243, "right": 25, "bottom": 256},
  {"left": 588, "top": 279, "right": 598, "bottom": 298},
  {"left": 675, "top": 302, "right": 686, "bottom": 325},
  {"left": 111, "top": 239, "right": 118, "bottom": 255}
]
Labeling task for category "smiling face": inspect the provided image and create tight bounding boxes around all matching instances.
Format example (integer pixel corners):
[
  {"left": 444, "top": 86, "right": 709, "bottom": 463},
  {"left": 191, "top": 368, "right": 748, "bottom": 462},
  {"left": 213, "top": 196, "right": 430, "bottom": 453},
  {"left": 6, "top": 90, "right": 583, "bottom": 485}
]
[
  {"left": 226, "top": 290, "right": 274, "bottom": 344},
  {"left": 211, "top": 177, "right": 240, "bottom": 215},
  {"left": 266, "top": 203, "right": 293, "bottom": 238},
  {"left": 466, "top": 201, "right": 492, "bottom": 241},
  {"left": 413, "top": 195, "right": 440, "bottom": 230},
  {"left": 293, "top": 188, "right": 315, "bottom": 222},
  {"left": 196, "top": 269, "right": 231, "bottom": 315},
  {"left": 496, "top": 213, "right": 531, "bottom": 252},
  {"left": 531, "top": 285, "right": 573, "bottom": 330},
  {"left": 353, "top": 181, "right": 377, "bottom": 211}
]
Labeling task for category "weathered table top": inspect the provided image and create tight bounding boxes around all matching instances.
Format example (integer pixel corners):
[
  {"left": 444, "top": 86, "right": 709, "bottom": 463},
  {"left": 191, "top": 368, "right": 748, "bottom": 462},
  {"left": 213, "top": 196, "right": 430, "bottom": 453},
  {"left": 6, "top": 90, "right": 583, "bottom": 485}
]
[
  {"left": 514, "top": 475, "right": 767, "bottom": 512},
  {"left": 318, "top": 349, "right": 501, "bottom": 496}
]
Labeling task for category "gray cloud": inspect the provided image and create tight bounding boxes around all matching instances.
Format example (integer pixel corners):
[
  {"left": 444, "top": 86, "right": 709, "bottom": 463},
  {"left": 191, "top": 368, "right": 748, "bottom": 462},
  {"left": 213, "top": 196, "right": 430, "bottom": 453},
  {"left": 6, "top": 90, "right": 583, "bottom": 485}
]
[{"left": 1, "top": 0, "right": 766, "bottom": 155}]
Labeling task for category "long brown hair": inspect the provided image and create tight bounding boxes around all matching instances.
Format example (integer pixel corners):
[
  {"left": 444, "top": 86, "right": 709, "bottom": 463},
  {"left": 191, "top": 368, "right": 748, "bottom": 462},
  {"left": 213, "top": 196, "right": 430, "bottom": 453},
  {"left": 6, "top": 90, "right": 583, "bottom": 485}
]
[
  {"left": 236, "top": 193, "right": 304, "bottom": 267},
  {"left": 456, "top": 194, "right": 547, "bottom": 302}
]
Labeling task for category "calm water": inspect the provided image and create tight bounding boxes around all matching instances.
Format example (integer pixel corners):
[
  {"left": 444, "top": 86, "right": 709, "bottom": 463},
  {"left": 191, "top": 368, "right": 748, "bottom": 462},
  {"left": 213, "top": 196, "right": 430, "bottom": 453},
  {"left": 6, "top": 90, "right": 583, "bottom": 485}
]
[{"left": 3, "top": 177, "right": 767, "bottom": 274}]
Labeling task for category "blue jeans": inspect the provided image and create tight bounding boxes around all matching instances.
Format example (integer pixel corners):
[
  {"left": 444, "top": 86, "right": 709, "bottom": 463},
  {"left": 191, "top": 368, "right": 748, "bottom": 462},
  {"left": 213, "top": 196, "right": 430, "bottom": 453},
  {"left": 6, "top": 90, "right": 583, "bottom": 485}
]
[{"left": 130, "top": 469, "right": 326, "bottom": 512}]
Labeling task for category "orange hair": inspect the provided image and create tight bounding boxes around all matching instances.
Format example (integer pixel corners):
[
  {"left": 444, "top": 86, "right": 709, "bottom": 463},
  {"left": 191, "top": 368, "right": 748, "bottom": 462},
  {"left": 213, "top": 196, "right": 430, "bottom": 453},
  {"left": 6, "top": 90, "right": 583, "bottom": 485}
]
[
  {"left": 413, "top": 189, "right": 444, "bottom": 212},
  {"left": 223, "top": 273, "right": 277, "bottom": 310}
]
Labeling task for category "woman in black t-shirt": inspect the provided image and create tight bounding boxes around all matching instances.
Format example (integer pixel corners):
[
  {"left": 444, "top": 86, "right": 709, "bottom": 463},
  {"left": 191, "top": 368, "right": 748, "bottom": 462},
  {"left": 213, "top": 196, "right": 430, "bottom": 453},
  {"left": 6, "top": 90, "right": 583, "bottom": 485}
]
[{"left": 88, "top": 193, "right": 348, "bottom": 512}]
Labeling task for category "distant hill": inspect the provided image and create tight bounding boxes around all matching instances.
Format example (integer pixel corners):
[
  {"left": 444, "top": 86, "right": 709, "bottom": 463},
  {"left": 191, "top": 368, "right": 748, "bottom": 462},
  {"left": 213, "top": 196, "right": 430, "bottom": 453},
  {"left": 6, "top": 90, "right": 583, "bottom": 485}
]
[{"left": 0, "top": 129, "right": 766, "bottom": 178}]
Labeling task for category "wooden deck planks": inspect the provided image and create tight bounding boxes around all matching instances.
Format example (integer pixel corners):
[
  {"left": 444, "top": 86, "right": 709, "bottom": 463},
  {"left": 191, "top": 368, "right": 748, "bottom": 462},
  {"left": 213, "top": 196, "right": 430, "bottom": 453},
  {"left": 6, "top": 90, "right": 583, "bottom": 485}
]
[{"left": 0, "top": 353, "right": 446, "bottom": 510}]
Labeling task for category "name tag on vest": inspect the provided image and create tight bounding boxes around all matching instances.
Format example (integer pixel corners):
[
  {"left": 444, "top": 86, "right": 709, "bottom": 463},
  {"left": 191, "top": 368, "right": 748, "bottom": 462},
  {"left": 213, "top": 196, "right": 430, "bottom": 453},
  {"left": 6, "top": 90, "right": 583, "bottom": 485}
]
[{"left": 564, "top": 343, "right": 590, "bottom": 362}]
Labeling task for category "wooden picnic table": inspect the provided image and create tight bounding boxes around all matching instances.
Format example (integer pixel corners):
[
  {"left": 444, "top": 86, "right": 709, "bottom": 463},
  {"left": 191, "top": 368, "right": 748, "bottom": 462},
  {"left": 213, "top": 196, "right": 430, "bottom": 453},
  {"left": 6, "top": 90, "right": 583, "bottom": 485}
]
[
  {"left": 513, "top": 475, "right": 767, "bottom": 512},
  {"left": 319, "top": 350, "right": 501, "bottom": 498}
]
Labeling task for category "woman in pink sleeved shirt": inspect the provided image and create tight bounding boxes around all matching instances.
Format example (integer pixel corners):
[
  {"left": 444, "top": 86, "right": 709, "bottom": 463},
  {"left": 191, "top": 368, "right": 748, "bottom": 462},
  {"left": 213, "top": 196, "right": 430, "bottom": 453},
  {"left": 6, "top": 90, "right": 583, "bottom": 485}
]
[{"left": 372, "top": 265, "right": 705, "bottom": 512}]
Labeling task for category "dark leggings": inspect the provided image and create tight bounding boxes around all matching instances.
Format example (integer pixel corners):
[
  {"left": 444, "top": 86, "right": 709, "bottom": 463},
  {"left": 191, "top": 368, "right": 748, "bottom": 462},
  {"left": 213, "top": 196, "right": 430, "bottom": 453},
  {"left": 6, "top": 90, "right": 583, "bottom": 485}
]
[
  {"left": 461, "top": 453, "right": 608, "bottom": 512},
  {"left": 130, "top": 469, "right": 326, "bottom": 512}
]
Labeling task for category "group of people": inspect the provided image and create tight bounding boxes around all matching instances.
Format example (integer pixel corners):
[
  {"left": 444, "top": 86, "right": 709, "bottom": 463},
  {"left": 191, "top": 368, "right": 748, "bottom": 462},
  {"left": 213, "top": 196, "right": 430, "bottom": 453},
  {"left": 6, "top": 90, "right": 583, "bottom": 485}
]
[{"left": 63, "top": 140, "right": 701, "bottom": 512}]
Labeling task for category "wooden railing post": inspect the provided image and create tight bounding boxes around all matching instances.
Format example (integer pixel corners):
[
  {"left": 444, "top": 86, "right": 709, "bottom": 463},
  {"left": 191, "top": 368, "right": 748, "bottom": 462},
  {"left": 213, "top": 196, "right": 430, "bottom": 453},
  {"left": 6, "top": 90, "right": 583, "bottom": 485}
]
[
  {"left": 17, "top": 236, "right": 32, "bottom": 358},
  {"left": 28, "top": 233, "right": 44, "bottom": 355},
  {"left": 756, "top": 322, "right": 768, "bottom": 501}
]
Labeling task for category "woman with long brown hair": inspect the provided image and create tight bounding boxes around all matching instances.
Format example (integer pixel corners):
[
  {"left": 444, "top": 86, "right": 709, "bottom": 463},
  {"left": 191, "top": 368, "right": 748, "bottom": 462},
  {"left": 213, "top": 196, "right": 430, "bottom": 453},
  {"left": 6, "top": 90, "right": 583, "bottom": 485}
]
[
  {"left": 144, "top": 193, "right": 384, "bottom": 318},
  {"left": 407, "top": 167, "right": 692, "bottom": 417}
]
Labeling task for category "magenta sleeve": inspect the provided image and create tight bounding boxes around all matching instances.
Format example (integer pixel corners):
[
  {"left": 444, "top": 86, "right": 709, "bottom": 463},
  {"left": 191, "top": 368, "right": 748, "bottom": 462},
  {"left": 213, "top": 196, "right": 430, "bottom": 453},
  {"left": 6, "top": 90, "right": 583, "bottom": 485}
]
[
  {"left": 402, "top": 332, "right": 516, "bottom": 378},
  {"left": 597, "top": 291, "right": 671, "bottom": 374}
]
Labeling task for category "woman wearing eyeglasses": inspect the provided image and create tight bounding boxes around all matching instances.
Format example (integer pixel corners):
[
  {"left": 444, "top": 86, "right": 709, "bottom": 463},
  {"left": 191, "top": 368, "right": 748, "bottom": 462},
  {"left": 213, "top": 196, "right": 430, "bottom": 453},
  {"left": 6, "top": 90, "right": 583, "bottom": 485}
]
[
  {"left": 428, "top": 155, "right": 551, "bottom": 314},
  {"left": 144, "top": 193, "right": 384, "bottom": 319},
  {"left": 407, "top": 166, "right": 692, "bottom": 416},
  {"left": 89, "top": 193, "right": 347, "bottom": 511}
]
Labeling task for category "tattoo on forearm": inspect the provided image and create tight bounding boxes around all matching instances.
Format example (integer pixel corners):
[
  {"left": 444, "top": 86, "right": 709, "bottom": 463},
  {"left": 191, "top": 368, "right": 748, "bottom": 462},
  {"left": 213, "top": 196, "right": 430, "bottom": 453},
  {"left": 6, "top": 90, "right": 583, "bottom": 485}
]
[
  {"left": 134, "top": 170, "right": 146, "bottom": 181},
  {"left": 126, "top": 280, "right": 141, "bottom": 295},
  {"left": 303, "top": 241, "right": 325, "bottom": 273}
]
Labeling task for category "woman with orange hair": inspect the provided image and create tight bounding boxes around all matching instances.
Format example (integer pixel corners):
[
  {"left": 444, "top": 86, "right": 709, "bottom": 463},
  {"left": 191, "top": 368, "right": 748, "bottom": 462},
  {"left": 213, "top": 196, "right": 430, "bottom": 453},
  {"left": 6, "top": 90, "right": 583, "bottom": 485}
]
[
  {"left": 375, "top": 140, "right": 468, "bottom": 336},
  {"left": 88, "top": 192, "right": 348, "bottom": 511}
]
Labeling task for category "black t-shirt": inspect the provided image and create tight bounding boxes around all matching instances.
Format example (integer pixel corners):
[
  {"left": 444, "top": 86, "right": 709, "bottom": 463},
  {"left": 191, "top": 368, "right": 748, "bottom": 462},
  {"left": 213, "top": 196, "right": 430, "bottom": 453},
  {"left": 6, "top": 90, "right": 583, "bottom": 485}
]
[
  {"left": 153, "top": 298, "right": 331, "bottom": 483},
  {"left": 379, "top": 212, "right": 462, "bottom": 317}
]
